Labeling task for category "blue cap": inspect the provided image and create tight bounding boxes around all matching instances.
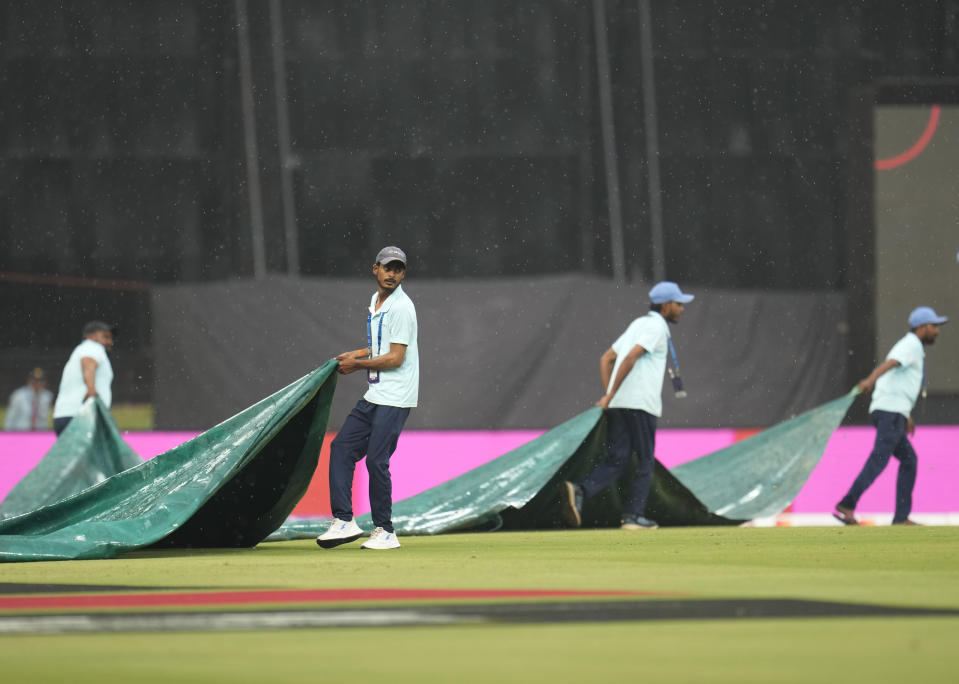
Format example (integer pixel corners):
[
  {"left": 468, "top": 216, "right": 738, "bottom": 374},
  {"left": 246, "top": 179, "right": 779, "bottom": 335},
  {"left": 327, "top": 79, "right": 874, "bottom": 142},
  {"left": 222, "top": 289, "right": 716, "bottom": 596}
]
[
  {"left": 649, "top": 281, "right": 694, "bottom": 305},
  {"left": 908, "top": 306, "right": 948, "bottom": 328}
]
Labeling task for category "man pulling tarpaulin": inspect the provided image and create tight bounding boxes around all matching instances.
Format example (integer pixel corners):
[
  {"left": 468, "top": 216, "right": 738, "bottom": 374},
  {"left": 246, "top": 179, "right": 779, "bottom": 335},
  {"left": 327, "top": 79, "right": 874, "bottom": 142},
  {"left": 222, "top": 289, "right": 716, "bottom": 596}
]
[
  {"left": 0, "top": 361, "right": 338, "bottom": 562},
  {"left": 0, "top": 356, "right": 856, "bottom": 559},
  {"left": 331, "top": 390, "right": 856, "bottom": 536}
]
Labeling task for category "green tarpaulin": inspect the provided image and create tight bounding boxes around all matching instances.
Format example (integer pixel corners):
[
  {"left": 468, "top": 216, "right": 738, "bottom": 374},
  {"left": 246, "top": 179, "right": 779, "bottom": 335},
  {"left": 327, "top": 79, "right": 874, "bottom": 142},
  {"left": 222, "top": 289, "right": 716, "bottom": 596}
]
[
  {"left": 669, "top": 391, "right": 858, "bottom": 521},
  {"left": 273, "top": 390, "right": 858, "bottom": 539},
  {"left": 0, "top": 361, "right": 338, "bottom": 562},
  {"left": 0, "top": 399, "right": 142, "bottom": 520},
  {"left": 383, "top": 390, "right": 855, "bottom": 533},
  {"left": 0, "top": 359, "right": 855, "bottom": 561}
]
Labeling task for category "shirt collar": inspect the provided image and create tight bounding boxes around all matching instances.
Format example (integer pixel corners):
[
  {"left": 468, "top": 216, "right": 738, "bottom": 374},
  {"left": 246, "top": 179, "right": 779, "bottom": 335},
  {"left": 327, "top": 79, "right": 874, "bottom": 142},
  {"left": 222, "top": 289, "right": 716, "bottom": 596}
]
[
  {"left": 369, "top": 284, "right": 405, "bottom": 315},
  {"left": 648, "top": 310, "right": 671, "bottom": 336}
]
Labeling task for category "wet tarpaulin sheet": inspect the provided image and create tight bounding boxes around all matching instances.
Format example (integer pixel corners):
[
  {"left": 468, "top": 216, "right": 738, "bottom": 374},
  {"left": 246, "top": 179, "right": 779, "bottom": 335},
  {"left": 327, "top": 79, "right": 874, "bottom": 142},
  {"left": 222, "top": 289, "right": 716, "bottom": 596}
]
[
  {"left": 0, "top": 399, "right": 142, "bottom": 520},
  {"left": 668, "top": 391, "right": 858, "bottom": 521},
  {"left": 273, "top": 390, "right": 857, "bottom": 539},
  {"left": 0, "top": 361, "right": 338, "bottom": 562}
]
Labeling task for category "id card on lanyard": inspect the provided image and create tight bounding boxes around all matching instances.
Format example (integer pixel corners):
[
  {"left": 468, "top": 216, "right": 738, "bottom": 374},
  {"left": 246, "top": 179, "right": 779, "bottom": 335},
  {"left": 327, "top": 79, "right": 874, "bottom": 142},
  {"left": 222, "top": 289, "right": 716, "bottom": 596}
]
[
  {"left": 666, "top": 335, "right": 686, "bottom": 398},
  {"left": 367, "top": 311, "right": 385, "bottom": 384}
]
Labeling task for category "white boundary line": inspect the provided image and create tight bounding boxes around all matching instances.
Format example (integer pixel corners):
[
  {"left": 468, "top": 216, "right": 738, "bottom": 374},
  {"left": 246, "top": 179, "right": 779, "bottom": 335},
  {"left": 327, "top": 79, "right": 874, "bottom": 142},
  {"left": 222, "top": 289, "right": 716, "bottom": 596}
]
[
  {"left": 746, "top": 513, "right": 959, "bottom": 527},
  {"left": 0, "top": 610, "right": 479, "bottom": 635}
]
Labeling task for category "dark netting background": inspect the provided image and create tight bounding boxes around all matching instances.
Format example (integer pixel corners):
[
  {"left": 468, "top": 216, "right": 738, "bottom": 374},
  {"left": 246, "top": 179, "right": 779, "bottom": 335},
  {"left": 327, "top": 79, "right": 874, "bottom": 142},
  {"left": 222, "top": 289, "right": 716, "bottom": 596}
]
[
  {"left": 152, "top": 276, "right": 848, "bottom": 430},
  {"left": 2, "top": 1, "right": 958, "bottom": 426}
]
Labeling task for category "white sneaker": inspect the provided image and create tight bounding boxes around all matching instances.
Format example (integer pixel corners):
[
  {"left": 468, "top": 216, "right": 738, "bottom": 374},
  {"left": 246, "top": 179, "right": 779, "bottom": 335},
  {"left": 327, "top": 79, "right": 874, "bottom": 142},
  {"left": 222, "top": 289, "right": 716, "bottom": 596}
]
[
  {"left": 361, "top": 527, "right": 401, "bottom": 550},
  {"left": 316, "top": 517, "right": 363, "bottom": 549}
]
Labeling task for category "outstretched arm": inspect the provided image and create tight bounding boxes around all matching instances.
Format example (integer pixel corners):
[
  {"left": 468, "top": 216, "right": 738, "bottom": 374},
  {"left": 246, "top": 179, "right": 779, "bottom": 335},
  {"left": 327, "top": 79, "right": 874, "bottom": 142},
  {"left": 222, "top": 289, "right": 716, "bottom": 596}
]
[
  {"left": 596, "top": 344, "right": 645, "bottom": 410},
  {"left": 857, "top": 359, "right": 900, "bottom": 393},
  {"left": 858, "top": 359, "right": 919, "bottom": 434},
  {"left": 599, "top": 347, "right": 617, "bottom": 391}
]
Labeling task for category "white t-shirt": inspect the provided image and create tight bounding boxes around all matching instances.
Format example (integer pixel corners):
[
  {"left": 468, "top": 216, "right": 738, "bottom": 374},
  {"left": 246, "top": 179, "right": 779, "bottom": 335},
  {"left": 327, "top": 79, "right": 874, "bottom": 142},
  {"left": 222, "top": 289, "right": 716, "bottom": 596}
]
[
  {"left": 607, "top": 311, "right": 670, "bottom": 416},
  {"left": 53, "top": 339, "right": 114, "bottom": 418},
  {"left": 363, "top": 284, "right": 419, "bottom": 408},
  {"left": 4, "top": 386, "right": 54, "bottom": 430},
  {"left": 870, "top": 331, "right": 924, "bottom": 418}
]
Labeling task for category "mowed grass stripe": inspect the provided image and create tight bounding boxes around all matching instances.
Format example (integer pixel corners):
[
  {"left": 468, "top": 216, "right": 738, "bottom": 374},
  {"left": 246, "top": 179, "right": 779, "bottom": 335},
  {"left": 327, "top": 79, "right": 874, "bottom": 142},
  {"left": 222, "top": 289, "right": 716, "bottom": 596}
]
[
  {"left": 1, "top": 527, "right": 958, "bottom": 682},
  {"left": 1, "top": 527, "right": 955, "bottom": 607}
]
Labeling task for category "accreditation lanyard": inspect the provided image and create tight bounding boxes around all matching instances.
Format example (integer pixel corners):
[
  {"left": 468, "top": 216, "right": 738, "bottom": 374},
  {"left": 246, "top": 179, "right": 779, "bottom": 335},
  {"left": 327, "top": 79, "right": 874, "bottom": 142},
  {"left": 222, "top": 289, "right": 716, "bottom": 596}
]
[
  {"left": 921, "top": 361, "right": 927, "bottom": 400},
  {"left": 366, "top": 311, "right": 385, "bottom": 355},
  {"left": 667, "top": 336, "right": 680, "bottom": 375},
  {"left": 366, "top": 311, "right": 385, "bottom": 384},
  {"left": 666, "top": 335, "right": 687, "bottom": 398}
]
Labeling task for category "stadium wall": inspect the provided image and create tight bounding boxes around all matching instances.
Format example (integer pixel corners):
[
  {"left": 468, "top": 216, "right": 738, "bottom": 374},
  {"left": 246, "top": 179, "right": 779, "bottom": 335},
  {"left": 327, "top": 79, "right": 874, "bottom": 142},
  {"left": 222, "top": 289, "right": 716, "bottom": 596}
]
[{"left": 151, "top": 276, "right": 851, "bottom": 430}]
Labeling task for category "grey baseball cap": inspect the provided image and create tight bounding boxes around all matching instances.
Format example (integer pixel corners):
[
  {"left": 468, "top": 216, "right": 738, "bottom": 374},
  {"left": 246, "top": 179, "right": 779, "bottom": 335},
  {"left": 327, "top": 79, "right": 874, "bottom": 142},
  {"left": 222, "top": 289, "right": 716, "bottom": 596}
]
[{"left": 376, "top": 246, "right": 407, "bottom": 266}]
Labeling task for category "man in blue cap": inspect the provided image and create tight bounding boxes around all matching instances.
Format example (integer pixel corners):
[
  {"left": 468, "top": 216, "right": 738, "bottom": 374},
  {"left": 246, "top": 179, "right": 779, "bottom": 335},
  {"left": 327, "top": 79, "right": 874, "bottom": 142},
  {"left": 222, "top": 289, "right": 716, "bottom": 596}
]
[
  {"left": 561, "top": 281, "right": 694, "bottom": 530},
  {"left": 834, "top": 306, "right": 948, "bottom": 526}
]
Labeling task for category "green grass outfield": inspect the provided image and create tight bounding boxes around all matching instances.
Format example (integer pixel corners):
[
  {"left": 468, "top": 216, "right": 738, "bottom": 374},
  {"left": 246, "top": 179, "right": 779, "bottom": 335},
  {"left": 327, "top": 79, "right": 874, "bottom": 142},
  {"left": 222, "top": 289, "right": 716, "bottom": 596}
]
[{"left": 2, "top": 526, "right": 958, "bottom": 683}]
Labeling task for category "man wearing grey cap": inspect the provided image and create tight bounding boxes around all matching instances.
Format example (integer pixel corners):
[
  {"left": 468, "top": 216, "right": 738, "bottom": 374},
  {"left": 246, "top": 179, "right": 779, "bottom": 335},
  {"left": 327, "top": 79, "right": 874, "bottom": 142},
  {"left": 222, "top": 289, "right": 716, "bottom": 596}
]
[
  {"left": 834, "top": 306, "right": 948, "bottom": 526},
  {"left": 52, "top": 320, "right": 115, "bottom": 436},
  {"left": 561, "top": 281, "right": 694, "bottom": 531},
  {"left": 317, "top": 246, "right": 418, "bottom": 550}
]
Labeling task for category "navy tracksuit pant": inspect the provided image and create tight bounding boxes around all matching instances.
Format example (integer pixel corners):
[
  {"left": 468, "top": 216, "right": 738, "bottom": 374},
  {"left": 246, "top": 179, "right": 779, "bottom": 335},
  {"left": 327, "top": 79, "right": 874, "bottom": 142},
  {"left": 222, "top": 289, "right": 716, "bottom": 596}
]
[
  {"left": 838, "top": 410, "right": 918, "bottom": 524},
  {"left": 329, "top": 399, "right": 410, "bottom": 533},
  {"left": 580, "top": 408, "right": 657, "bottom": 519}
]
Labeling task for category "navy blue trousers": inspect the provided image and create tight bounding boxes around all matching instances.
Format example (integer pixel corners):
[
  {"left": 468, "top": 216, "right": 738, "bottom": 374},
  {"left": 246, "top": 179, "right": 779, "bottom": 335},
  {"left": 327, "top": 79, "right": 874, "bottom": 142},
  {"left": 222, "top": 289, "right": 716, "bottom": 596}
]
[
  {"left": 839, "top": 410, "right": 918, "bottom": 523},
  {"left": 580, "top": 408, "right": 657, "bottom": 519},
  {"left": 329, "top": 399, "right": 410, "bottom": 533}
]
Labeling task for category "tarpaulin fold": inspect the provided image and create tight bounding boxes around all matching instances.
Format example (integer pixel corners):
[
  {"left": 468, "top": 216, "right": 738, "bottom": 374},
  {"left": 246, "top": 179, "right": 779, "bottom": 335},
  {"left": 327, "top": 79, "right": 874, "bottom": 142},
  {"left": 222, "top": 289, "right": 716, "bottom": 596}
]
[
  {"left": 0, "top": 366, "right": 854, "bottom": 560},
  {"left": 273, "top": 390, "right": 856, "bottom": 539},
  {"left": 0, "top": 361, "right": 338, "bottom": 562},
  {"left": 0, "top": 398, "right": 142, "bottom": 520},
  {"left": 669, "top": 391, "right": 858, "bottom": 521}
]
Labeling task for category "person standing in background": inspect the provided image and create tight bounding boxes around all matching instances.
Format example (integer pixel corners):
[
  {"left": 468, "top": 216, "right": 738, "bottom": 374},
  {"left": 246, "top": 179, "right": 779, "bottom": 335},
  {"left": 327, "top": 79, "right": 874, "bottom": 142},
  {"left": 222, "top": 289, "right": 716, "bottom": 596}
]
[
  {"left": 4, "top": 368, "right": 54, "bottom": 430},
  {"left": 52, "top": 321, "right": 115, "bottom": 436},
  {"left": 834, "top": 306, "right": 947, "bottom": 526}
]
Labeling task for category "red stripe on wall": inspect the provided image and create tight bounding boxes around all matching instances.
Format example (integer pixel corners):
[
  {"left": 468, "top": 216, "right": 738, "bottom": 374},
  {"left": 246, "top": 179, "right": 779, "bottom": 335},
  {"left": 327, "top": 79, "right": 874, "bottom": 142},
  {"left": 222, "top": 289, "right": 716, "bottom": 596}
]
[{"left": 290, "top": 432, "right": 336, "bottom": 517}]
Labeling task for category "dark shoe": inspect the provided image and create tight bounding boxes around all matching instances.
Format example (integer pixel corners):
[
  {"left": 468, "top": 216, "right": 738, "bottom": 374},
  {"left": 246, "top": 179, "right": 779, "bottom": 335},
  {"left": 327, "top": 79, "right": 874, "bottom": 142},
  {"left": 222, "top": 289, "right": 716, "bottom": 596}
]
[
  {"left": 892, "top": 519, "right": 921, "bottom": 526},
  {"left": 560, "top": 481, "right": 583, "bottom": 528},
  {"left": 621, "top": 515, "right": 658, "bottom": 530},
  {"left": 832, "top": 504, "right": 859, "bottom": 526}
]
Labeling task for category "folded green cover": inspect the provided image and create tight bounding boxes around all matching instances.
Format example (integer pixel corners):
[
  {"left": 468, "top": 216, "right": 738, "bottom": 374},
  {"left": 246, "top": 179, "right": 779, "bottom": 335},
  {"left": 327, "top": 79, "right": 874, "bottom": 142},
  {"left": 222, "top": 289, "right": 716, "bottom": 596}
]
[
  {"left": 0, "top": 359, "right": 853, "bottom": 561},
  {"left": 0, "top": 398, "right": 142, "bottom": 521},
  {"left": 0, "top": 361, "right": 337, "bottom": 562}
]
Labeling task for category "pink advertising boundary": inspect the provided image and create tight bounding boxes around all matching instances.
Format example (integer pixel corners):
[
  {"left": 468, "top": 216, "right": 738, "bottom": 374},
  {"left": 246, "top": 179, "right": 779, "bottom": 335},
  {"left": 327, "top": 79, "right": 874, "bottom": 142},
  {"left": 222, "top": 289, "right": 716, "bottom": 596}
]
[{"left": 1, "top": 427, "right": 957, "bottom": 516}]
